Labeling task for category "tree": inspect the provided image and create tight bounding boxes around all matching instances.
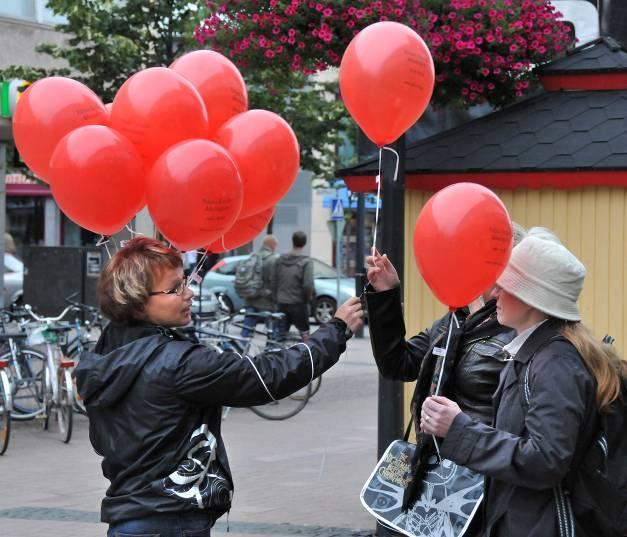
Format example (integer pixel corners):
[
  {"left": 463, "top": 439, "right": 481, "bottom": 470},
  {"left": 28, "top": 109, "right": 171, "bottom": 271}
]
[
  {"left": 36, "top": 0, "right": 202, "bottom": 102},
  {"left": 0, "top": 0, "right": 351, "bottom": 181},
  {"left": 197, "top": 0, "right": 572, "bottom": 109}
]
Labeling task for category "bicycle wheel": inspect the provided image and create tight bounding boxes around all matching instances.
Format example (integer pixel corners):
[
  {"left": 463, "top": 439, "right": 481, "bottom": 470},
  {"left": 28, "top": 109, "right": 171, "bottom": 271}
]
[
  {"left": 249, "top": 381, "right": 312, "bottom": 420},
  {"left": 44, "top": 367, "right": 73, "bottom": 443},
  {"left": 7, "top": 347, "right": 46, "bottom": 420},
  {"left": 0, "top": 369, "right": 11, "bottom": 455}
]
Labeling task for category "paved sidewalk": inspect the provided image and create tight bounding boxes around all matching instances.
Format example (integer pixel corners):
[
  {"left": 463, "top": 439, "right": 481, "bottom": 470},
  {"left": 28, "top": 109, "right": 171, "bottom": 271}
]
[{"left": 0, "top": 328, "right": 380, "bottom": 537}]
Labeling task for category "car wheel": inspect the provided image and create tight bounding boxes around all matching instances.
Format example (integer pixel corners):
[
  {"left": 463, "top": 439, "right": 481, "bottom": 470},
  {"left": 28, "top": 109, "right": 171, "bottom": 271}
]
[
  {"left": 216, "top": 293, "right": 234, "bottom": 314},
  {"left": 314, "top": 296, "right": 336, "bottom": 324}
]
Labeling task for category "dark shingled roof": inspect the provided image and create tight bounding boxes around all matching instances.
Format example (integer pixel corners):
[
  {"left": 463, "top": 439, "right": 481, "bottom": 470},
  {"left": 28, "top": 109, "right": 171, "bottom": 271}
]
[
  {"left": 538, "top": 36, "right": 627, "bottom": 74},
  {"left": 338, "top": 90, "right": 627, "bottom": 176}
]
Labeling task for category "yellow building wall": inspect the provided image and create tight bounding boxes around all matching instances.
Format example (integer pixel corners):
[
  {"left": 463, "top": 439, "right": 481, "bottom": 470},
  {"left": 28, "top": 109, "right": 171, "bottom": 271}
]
[{"left": 402, "top": 186, "right": 627, "bottom": 417}]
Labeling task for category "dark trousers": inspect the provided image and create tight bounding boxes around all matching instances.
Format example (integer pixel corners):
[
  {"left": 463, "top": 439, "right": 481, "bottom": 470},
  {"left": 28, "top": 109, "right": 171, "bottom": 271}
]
[
  {"left": 107, "top": 511, "right": 213, "bottom": 537},
  {"left": 277, "top": 303, "right": 310, "bottom": 337}
]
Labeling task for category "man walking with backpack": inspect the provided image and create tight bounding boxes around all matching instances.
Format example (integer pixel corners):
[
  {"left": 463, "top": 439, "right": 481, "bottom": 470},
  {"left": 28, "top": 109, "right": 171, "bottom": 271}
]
[
  {"left": 272, "top": 231, "right": 315, "bottom": 341},
  {"left": 235, "top": 235, "right": 279, "bottom": 337}
]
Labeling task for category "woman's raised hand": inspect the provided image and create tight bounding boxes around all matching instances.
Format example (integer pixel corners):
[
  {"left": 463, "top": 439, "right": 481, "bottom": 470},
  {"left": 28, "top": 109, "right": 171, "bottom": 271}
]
[
  {"left": 366, "top": 249, "right": 400, "bottom": 292},
  {"left": 334, "top": 297, "right": 364, "bottom": 334}
]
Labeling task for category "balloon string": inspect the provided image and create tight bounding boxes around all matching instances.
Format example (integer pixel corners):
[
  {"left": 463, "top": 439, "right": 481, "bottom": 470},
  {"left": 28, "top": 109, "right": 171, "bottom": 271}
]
[
  {"left": 382, "top": 146, "right": 400, "bottom": 182},
  {"left": 97, "top": 235, "right": 112, "bottom": 259},
  {"left": 431, "top": 311, "right": 459, "bottom": 463},
  {"left": 370, "top": 146, "right": 400, "bottom": 256},
  {"left": 371, "top": 149, "right": 383, "bottom": 256},
  {"left": 187, "top": 249, "right": 209, "bottom": 286},
  {"left": 125, "top": 224, "right": 144, "bottom": 237}
]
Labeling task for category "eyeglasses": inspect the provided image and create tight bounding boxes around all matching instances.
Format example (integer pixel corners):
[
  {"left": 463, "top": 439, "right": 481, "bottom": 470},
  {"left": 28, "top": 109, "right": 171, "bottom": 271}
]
[{"left": 149, "top": 279, "right": 188, "bottom": 296}]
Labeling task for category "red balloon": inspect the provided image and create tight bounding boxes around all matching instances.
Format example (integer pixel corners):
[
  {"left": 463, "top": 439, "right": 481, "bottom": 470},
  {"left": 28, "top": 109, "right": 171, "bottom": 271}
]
[
  {"left": 207, "top": 207, "right": 275, "bottom": 253},
  {"left": 12, "top": 77, "right": 108, "bottom": 182},
  {"left": 104, "top": 102, "right": 113, "bottom": 115},
  {"left": 339, "top": 22, "right": 435, "bottom": 147},
  {"left": 147, "top": 139, "right": 243, "bottom": 251},
  {"left": 110, "top": 67, "right": 209, "bottom": 168},
  {"left": 49, "top": 125, "right": 145, "bottom": 236},
  {"left": 413, "top": 183, "right": 512, "bottom": 309},
  {"left": 170, "top": 50, "right": 248, "bottom": 136},
  {"left": 214, "top": 110, "right": 299, "bottom": 219}
]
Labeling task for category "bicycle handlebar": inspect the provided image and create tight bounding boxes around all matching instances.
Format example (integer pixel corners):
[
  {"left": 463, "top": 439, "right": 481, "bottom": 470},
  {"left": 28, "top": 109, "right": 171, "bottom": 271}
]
[{"left": 23, "top": 303, "right": 78, "bottom": 323}]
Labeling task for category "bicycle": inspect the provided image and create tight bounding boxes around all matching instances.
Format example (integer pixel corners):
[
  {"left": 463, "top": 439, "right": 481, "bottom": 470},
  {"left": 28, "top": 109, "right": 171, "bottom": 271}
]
[
  {"left": 62, "top": 295, "right": 105, "bottom": 415},
  {"left": 189, "top": 324, "right": 314, "bottom": 421},
  {"left": 0, "top": 308, "right": 47, "bottom": 423},
  {"left": 229, "top": 310, "right": 322, "bottom": 399},
  {"left": 0, "top": 353, "right": 12, "bottom": 455},
  {"left": 22, "top": 303, "right": 79, "bottom": 443}
]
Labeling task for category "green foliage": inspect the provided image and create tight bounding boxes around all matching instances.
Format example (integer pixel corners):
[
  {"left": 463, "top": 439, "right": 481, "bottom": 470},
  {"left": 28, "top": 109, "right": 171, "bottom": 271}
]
[
  {"left": 0, "top": 0, "right": 352, "bottom": 181},
  {"left": 36, "top": 0, "right": 203, "bottom": 102},
  {"left": 245, "top": 69, "right": 352, "bottom": 179}
]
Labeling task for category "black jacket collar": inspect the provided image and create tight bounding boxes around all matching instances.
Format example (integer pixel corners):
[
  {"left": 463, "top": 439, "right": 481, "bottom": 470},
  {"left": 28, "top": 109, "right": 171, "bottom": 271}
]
[{"left": 513, "top": 318, "right": 566, "bottom": 364}]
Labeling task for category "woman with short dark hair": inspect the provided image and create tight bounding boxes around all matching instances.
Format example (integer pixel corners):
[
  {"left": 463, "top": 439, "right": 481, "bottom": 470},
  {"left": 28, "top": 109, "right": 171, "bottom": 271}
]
[{"left": 76, "top": 237, "right": 364, "bottom": 537}]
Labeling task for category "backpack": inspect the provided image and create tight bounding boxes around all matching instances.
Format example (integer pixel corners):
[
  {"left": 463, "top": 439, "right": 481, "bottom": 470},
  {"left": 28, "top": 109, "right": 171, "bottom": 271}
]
[
  {"left": 234, "top": 253, "right": 264, "bottom": 300},
  {"left": 517, "top": 337, "right": 627, "bottom": 537}
]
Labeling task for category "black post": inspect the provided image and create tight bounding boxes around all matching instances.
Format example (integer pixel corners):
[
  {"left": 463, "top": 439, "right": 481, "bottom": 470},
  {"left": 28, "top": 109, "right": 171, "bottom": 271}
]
[
  {"left": 376, "top": 136, "right": 406, "bottom": 535},
  {"left": 354, "top": 192, "right": 366, "bottom": 338}
]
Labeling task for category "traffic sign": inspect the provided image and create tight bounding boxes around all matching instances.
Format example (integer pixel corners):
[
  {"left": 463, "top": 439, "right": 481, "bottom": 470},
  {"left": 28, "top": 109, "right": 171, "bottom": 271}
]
[{"left": 330, "top": 198, "right": 344, "bottom": 221}]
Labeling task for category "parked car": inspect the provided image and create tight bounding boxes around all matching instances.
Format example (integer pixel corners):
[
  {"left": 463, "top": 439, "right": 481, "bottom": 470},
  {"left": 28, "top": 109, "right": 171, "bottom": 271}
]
[
  {"left": 191, "top": 255, "right": 355, "bottom": 324},
  {"left": 4, "top": 253, "right": 23, "bottom": 306}
]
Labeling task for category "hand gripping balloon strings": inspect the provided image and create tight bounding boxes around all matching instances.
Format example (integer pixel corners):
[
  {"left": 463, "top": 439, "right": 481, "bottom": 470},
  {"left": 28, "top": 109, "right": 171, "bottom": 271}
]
[
  {"left": 430, "top": 311, "right": 460, "bottom": 463},
  {"left": 97, "top": 235, "right": 112, "bottom": 259},
  {"left": 371, "top": 146, "right": 400, "bottom": 256}
]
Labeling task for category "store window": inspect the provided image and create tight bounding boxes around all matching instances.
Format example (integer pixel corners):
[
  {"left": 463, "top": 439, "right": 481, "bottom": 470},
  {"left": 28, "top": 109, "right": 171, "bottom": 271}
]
[
  {"left": 6, "top": 196, "right": 46, "bottom": 259},
  {"left": 0, "top": 0, "right": 36, "bottom": 20},
  {"left": 62, "top": 215, "right": 99, "bottom": 247}
]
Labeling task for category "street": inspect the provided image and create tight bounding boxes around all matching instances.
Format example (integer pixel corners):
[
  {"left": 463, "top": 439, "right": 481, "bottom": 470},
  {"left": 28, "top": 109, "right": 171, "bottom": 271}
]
[{"left": 0, "top": 329, "right": 379, "bottom": 537}]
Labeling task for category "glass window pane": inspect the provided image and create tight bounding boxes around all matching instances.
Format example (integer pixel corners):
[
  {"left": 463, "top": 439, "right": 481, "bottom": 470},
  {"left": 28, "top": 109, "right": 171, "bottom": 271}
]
[
  {"left": 42, "top": 7, "right": 67, "bottom": 24},
  {"left": 0, "top": 0, "right": 36, "bottom": 19}
]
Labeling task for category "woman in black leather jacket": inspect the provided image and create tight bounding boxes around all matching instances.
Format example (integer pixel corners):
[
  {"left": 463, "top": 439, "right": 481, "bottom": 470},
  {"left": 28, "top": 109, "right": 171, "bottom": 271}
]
[
  {"left": 75, "top": 237, "right": 364, "bottom": 537},
  {"left": 365, "top": 248, "right": 517, "bottom": 533}
]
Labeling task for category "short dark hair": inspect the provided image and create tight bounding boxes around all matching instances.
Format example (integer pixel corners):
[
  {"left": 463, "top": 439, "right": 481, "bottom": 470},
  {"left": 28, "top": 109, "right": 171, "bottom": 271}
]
[
  {"left": 292, "top": 231, "right": 307, "bottom": 248},
  {"left": 98, "top": 237, "right": 183, "bottom": 322}
]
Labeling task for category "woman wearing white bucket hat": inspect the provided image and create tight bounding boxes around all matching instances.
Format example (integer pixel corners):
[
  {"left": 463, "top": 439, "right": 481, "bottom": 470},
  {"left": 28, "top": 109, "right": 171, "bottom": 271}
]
[{"left": 421, "top": 233, "right": 627, "bottom": 537}]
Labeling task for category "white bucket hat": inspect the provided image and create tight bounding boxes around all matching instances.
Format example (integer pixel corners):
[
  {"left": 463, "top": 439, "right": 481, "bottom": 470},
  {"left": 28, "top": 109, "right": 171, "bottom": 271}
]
[{"left": 496, "top": 235, "right": 586, "bottom": 321}]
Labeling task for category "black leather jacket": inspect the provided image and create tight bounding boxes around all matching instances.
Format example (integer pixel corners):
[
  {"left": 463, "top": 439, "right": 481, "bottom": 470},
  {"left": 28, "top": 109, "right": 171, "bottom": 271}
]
[
  {"left": 366, "top": 286, "right": 515, "bottom": 424},
  {"left": 75, "top": 318, "right": 348, "bottom": 524}
]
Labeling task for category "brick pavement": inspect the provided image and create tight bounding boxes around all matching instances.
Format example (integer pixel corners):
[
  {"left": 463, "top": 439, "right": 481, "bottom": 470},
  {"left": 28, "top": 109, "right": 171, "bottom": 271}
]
[{"left": 0, "top": 328, "right": 380, "bottom": 537}]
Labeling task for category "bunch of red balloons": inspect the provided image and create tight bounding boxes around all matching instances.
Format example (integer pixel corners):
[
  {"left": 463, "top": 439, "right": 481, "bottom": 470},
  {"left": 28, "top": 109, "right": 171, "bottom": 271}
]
[{"left": 12, "top": 50, "right": 300, "bottom": 252}]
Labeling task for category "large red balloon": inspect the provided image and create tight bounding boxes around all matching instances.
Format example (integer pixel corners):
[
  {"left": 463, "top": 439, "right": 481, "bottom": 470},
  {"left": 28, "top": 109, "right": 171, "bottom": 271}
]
[
  {"left": 110, "top": 67, "right": 209, "bottom": 168},
  {"left": 207, "top": 207, "right": 275, "bottom": 253},
  {"left": 413, "top": 183, "right": 512, "bottom": 309},
  {"left": 49, "top": 125, "right": 145, "bottom": 236},
  {"left": 170, "top": 50, "right": 248, "bottom": 136},
  {"left": 12, "top": 77, "right": 108, "bottom": 182},
  {"left": 339, "top": 22, "right": 435, "bottom": 147},
  {"left": 147, "top": 139, "right": 243, "bottom": 251},
  {"left": 214, "top": 110, "right": 299, "bottom": 219}
]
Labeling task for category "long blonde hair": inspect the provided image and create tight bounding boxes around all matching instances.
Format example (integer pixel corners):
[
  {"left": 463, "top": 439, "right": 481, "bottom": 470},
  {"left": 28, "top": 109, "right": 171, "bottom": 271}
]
[{"left": 561, "top": 323, "right": 627, "bottom": 411}]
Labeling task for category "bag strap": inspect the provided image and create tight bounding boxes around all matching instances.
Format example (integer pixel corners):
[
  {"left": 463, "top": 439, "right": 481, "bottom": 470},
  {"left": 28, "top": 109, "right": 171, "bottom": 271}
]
[
  {"left": 403, "top": 417, "right": 413, "bottom": 442},
  {"left": 515, "top": 335, "right": 577, "bottom": 537}
]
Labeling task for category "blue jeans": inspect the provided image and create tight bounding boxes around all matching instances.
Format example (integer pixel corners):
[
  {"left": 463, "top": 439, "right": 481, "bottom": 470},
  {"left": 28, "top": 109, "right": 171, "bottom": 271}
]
[{"left": 107, "top": 512, "right": 213, "bottom": 537}]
